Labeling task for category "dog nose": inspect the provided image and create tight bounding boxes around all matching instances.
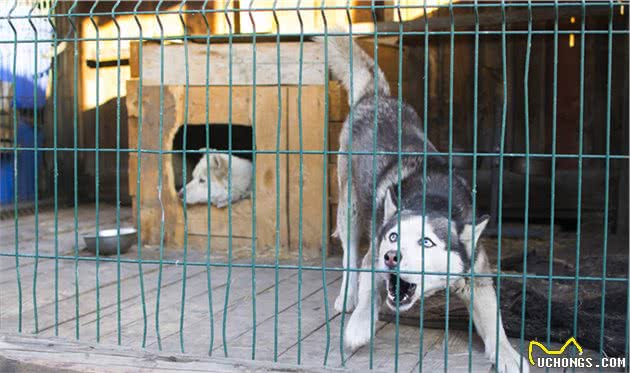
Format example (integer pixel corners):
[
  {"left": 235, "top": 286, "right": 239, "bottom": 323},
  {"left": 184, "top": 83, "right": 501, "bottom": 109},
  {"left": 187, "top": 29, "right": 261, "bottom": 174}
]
[
  {"left": 384, "top": 250, "right": 401, "bottom": 268},
  {"left": 177, "top": 189, "right": 184, "bottom": 199}
]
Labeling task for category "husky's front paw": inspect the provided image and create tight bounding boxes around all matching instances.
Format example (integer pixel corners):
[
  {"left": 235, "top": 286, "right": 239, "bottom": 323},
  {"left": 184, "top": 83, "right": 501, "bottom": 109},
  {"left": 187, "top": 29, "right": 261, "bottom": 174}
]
[
  {"left": 489, "top": 344, "right": 529, "bottom": 373},
  {"left": 334, "top": 292, "right": 356, "bottom": 313},
  {"left": 344, "top": 311, "right": 372, "bottom": 351}
]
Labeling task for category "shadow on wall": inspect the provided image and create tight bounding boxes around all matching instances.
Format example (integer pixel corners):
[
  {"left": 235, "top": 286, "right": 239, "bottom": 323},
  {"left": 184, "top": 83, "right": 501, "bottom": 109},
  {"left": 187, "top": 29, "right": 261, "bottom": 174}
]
[{"left": 80, "top": 96, "right": 130, "bottom": 205}]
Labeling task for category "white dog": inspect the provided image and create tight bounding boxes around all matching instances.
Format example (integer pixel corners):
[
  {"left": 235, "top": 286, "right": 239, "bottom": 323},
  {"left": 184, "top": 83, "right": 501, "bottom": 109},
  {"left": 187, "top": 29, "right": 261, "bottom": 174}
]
[{"left": 178, "top": 149, "right": 252, "bottom": 208}]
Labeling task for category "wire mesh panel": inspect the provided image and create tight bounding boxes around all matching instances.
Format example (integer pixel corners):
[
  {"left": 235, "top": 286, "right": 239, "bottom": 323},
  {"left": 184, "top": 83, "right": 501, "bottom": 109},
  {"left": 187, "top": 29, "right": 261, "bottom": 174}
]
[{"left": 0, "top": 1, "right": 628, "bottom": 372}]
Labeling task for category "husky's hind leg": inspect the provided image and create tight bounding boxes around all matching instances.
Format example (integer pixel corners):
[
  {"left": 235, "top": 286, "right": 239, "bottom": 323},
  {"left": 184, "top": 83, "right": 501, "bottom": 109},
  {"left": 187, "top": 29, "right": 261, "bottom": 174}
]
[{"left": 334, "top": 181, "right": 362, "bottom": 313}]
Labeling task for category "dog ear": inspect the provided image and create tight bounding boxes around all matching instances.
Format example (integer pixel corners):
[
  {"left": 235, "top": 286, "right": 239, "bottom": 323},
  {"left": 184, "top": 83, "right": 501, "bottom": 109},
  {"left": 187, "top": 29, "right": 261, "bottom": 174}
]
[
  {"left": 460, "top": 214, "right": 490, "bottom": 254},
  {"left": 210, "top": 153, "right": 228, "bottom": 171},
  {"left": 383, "top": 188, "right": 397, "bottom": 221}
]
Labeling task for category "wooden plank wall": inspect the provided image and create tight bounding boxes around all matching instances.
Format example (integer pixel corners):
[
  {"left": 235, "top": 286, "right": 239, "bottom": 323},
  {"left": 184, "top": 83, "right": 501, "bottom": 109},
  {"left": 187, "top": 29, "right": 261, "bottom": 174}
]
[
  {"left": 127, "top": 80, "right": 331, "bottom": 255},
  {"left": 41, "top": 2, "right": 81, "bottom": 204},
  {"left": 395, "top": 5, "right": 628, "bottom": 221}
]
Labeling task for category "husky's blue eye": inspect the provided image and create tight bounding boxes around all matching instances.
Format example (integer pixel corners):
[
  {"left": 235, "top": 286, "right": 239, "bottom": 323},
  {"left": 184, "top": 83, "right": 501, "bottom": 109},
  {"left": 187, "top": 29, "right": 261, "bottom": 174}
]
[
  {"left": 419, "top": 237, "right": 435, "bottom": 248},
  {"left": 388, "top": 232, "right": 398, "bottom": 243}
]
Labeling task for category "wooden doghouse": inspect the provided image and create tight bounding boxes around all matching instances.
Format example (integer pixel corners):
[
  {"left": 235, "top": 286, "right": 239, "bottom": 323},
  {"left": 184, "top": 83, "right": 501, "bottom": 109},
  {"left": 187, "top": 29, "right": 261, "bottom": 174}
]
[{"left": 126, "top": 38, "right": 419, "bottom": 256}]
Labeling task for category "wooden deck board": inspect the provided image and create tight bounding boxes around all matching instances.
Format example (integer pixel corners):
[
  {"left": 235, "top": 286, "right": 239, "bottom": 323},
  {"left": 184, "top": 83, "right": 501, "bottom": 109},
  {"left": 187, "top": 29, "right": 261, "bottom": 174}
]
[
  {"left": 275, "top": 277, "right": 348, "bottom": 367},
  {"left": 421, "top": 328, "right": 492, "bottom": 372},
  {"left": 1, "top": 258, "right": 147, "bottom": 335},
  {"left": 93, "top": 264, "right": 236, "bottom": 349},
  {"left": 55, "top": 263, "right": 208, "bottom": 345},
  {"left": 0, "top": 204, "right": 133, "bottom": 257},
  {"left": 0, "top": 206, "right": 534, "bottom": 371},
  {"left": 275, "top": 274, "right": 341, "bottom": 364},
  {"left": 146, "top": 266, "right": 299, "bottom": 355},
  {"left": 217, "top": 269, "right": 342, "bottom": 362},
  {"left": 345, "top": 322, "right": 444, "bottom": 372},
  {"left": 0, "top": 333, "right": 348, "bottom": 373}
]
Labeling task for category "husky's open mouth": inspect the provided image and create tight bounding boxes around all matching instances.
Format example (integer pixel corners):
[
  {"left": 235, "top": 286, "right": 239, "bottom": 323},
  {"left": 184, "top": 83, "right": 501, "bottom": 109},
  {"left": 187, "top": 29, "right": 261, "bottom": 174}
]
[{"left": 386, "top": 274, "right": 417, "bottom": 309}]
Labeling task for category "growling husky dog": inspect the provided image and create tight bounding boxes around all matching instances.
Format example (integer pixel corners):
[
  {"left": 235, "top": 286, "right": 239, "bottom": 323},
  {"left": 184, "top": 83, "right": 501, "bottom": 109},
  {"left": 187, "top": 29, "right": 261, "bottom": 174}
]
[
  {"left": 178, "top": 149, "right": 252, "bottom": 208},
  {"left": 318, "top": 35, "right": 527, "bottom": 372}
]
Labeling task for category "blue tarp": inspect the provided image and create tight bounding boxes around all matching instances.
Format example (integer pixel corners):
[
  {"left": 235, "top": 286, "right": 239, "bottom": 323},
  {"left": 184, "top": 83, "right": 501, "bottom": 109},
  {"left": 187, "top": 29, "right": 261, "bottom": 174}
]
[
  {"left": 0, "top": 5, "right": 53, "bottom": 109},
  {"left": 0, "top": 121, "right": 44, "bottom": 205}
]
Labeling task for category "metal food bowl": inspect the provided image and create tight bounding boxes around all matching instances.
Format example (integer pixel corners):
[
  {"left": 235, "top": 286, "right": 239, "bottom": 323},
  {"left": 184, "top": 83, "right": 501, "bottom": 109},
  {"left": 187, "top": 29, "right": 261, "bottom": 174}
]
[{"left": 83, "top": 227, "right": 137, "bottom": 256}]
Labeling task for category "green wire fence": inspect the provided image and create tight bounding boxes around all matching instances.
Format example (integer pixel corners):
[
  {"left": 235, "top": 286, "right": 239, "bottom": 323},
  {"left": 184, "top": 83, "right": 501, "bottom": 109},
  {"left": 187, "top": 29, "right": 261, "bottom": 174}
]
[{"left": 0, "top": 1, "right": 628, "bottom": 372}]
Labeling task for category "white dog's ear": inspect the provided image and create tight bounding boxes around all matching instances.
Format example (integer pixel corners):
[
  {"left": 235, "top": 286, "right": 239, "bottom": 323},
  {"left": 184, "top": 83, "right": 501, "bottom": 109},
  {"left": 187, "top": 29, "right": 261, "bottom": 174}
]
[
  {"left": 210, "top": 153, "right": 228, "bottom": 171},
  {"left": 460, "top": 215, "right": 490, "bottom": 255},
  {"left": 383, "top": 189, "right": 397, "bottom": 221}
]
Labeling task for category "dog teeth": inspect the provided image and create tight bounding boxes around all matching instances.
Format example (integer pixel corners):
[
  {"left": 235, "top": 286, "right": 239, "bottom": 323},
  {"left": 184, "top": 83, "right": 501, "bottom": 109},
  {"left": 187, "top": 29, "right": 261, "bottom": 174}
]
[{"left": 387, "top": 292, "right": 410, "bottom": 304}]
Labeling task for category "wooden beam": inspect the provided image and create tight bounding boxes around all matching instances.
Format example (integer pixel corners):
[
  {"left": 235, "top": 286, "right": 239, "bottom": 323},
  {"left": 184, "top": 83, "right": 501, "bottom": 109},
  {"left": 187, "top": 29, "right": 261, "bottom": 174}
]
[
  {"left": 352, "top": 5, "right": 614, "bottom": 34},
  {"left": 137, "top": 41, "right": 327, "bottom": 86},
  {"left": 0, "top": 334, "right": 347, "bottom": 373}
]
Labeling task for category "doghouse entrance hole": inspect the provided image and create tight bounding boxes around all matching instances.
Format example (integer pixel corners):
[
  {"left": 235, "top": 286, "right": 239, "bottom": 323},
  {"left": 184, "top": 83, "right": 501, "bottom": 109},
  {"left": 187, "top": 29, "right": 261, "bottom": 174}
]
[{"left": 172, "top": 124, "right": 253, "bottom": 191}]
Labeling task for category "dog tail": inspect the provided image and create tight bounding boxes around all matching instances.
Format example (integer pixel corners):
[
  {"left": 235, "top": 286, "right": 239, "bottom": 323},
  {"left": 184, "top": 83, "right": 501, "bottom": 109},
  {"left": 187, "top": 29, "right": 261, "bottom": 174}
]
[{"left": 314, "top": 29, "right": 390, "bottom": 106}]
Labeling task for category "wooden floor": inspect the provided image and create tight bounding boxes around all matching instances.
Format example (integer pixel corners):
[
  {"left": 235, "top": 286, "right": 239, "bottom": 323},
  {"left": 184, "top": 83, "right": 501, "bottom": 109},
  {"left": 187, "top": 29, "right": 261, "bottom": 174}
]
[{"left": 0, "top": 205, "right": 554, "bottom": 372}]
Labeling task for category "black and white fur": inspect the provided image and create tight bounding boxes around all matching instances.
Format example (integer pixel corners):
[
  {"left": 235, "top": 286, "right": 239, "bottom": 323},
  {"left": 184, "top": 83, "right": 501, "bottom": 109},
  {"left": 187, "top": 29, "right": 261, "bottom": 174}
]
[{"left": 318, "top": 34, "right": 527, "bottom": 373}]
